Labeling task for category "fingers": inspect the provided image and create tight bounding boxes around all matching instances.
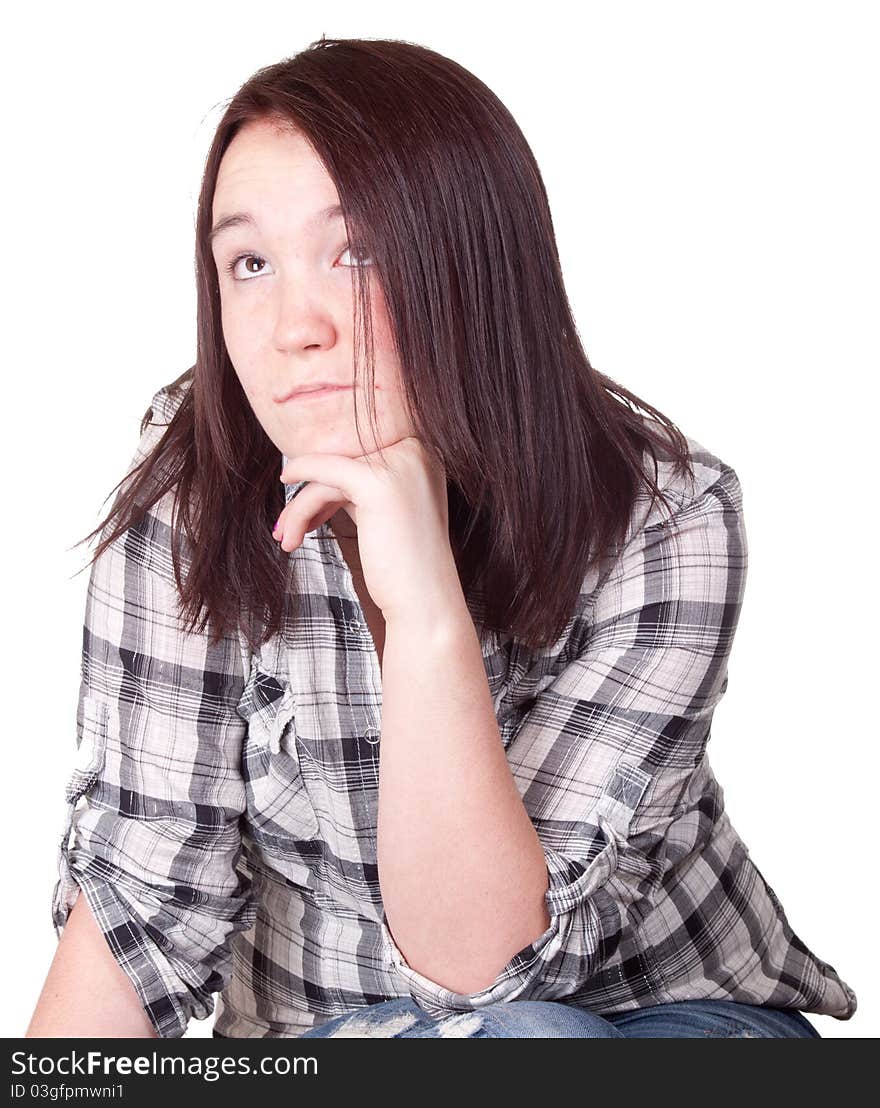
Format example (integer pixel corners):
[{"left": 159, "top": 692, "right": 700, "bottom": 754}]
[{"left": 274, "top": 482, "right": 348, "bottom": 552}]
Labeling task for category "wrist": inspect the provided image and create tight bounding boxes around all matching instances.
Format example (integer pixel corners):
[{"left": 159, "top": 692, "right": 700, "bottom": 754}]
[{"left": 383, "top": 583, "right": 473, "bottom": 641}]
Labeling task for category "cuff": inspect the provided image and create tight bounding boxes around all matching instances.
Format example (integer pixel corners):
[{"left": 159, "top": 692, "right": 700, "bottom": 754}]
[
  {"left": 378, "top": 838, "right": 619, "bottom": 1020},
  {"left": 52, "top": 863, "right": 194, "bottom": 1039}
]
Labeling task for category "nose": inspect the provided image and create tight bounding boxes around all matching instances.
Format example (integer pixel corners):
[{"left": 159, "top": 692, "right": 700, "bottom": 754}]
[{"left": 272, "top": 280, "right": 338, "bottom": 353}]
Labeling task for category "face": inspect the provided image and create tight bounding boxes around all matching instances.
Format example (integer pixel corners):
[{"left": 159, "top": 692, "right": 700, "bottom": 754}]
[{"left": 210, "top": 117, "right": 412, "bottom": 465}]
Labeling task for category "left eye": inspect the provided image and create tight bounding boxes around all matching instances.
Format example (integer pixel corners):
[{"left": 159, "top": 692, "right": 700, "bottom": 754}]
[{"left": 337, "top": 244, "right": 373, "bottom": 268}]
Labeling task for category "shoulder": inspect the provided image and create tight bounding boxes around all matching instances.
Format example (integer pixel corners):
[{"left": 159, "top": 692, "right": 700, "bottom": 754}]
[
  {"left": 128, "top": 372, "right": 192, "bottom": 475},
  {"left": 571, "top": 418, "right": 745, "bottom": 614},
  {"left": 624, "top": 417, "right": 744, "bottom": 543},
  {"left": 142, "top": 369, "right": 193, "bottom": 428},
  {"left": 109, "top": 372, "right": 194, "bottom": 568}
]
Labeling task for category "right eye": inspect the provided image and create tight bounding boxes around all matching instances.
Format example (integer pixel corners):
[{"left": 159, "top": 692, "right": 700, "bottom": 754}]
[{"left": 225, "top": 253, "right": 272, "bottom": 280}]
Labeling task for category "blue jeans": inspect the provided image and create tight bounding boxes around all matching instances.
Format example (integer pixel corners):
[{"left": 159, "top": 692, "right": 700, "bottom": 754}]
[{"left": 215, "top": 997, "right": 821, "bottom": 1038}]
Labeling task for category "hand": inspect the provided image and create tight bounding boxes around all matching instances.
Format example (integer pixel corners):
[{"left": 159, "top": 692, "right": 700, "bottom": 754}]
[{"left": 275, "top": 437, "right": 463, "bottom": 622}]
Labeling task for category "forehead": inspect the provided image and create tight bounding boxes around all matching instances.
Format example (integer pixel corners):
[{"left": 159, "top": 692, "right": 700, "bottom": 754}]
[{"left": 213, "top": 120, "right": 335, "bottom": 210}]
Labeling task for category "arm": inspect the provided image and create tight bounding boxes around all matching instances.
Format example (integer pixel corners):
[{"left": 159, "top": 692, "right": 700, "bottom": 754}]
[
  {"left": 30, "top": 384, "right": 256, "bottom": 1038},
  {"left": 27, "top": 891, "right": 157, "bottom": 1038},
  {"left": 377, "top": 596, "right": 552, "bottom": 995},
  {"left": 377, "top": 463, "right": 748, "bottom": 1016}
]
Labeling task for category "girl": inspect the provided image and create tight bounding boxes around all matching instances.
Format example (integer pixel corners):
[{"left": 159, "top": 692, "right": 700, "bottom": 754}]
[{"left": 29, "top": 37, "right": 855, "bottom": 1039}]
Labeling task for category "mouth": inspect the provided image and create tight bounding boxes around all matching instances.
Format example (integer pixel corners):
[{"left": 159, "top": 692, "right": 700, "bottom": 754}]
[{"left": 281, "top": 386, "right": 353, "bottom": 403}]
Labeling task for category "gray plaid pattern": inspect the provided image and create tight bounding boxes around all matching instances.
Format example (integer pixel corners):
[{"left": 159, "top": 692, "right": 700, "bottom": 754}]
[{"left": 51, "top": 379, "right": 857, "bottom": 1037}]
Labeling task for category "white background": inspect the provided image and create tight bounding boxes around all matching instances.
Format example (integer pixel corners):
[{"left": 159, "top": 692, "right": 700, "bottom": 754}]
[{"left": 4, "top": 0, "right": 876, "bottom": 1038}]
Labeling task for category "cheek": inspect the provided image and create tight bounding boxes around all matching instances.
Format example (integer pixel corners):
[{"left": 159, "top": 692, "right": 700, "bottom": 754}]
[
  {"left": 371, "top": 311, "right": 398, "bottom": 365},
  {"left": 220, "top": 290, "right": 266, "bottom": 342},
  {"left": 370, "top": 379, "right": 414, "bottom": 439},
  {"left": 220, "top": 309, "right": 267, "bottom": 391},
  {"left": 219, "top": 302, "right": 246, "bottom": 366}
]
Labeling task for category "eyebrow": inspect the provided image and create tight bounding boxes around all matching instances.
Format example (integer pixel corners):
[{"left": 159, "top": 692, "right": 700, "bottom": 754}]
[{"left": 209, "top": 203, "right": 344, "bottom": 246}]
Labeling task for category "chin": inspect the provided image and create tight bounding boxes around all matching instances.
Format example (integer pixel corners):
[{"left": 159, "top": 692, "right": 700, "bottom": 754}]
[{"left": 279, "top": 433, "right": 363, "bottom": 458}]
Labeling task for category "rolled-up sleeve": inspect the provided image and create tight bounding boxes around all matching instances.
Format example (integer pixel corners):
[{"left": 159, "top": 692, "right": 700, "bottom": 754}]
[
  {"left": 51, "top": 386, "right": 257, "bottom": 1038},
  {"left": 379, "top": 463, "right": 748, "bottom": 1018}
]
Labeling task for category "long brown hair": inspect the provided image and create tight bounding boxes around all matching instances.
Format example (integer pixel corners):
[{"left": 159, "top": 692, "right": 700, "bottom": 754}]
[{"left": 73, "top": 35, "right": 694, "bottom": 654}]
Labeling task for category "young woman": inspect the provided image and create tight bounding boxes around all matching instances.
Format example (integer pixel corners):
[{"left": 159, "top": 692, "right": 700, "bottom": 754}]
[{"left": 28, "top": 37, "right": 855, "bottom": 1039}]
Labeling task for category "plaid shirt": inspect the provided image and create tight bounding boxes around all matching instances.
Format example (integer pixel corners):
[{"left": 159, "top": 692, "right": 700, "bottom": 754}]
[{"left": 51, "top": 379, "right": 858, "bottom": 1037}]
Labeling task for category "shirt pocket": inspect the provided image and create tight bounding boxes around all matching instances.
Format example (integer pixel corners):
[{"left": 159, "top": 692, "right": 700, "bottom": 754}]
[{"left": 237, "top": 665, "right": 320, "bottom": 851}]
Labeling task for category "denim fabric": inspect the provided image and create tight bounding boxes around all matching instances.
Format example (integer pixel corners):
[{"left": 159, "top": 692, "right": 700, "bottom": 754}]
[
  {"left": 213, "top": 997, "right": 820, "bottom": 1039},
  {"left": 55, "top": 375, "right": 856, "bottom": 1041}
]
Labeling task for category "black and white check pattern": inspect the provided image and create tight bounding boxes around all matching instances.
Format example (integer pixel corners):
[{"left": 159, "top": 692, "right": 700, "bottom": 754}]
[{"left": 51, "top": 379, "right": 858, "bottom": 1037}]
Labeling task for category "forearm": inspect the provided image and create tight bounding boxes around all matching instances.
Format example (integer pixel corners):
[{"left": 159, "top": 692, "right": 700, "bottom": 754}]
[
  {"left": 26, "top": 891, "right": 157, "bottom": 1038},
  {"left": 376, "top": 589, "right": 551, "bottom": 995}
]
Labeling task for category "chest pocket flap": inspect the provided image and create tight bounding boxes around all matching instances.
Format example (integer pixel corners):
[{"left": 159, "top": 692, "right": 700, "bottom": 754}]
[{"left": 237, "top": 664, "right": 319, "bottom": 845}]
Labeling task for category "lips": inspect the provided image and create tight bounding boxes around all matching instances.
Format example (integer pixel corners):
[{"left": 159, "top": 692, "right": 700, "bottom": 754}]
[{"left": 276, "top": 384, "right": 352, "bottom": 403}]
